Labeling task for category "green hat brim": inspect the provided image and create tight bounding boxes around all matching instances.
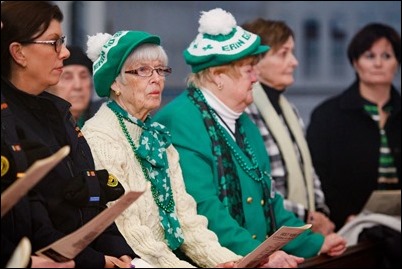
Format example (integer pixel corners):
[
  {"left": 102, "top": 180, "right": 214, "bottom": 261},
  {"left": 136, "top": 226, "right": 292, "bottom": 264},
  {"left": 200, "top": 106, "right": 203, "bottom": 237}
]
[{"left": 93, "top": 31, "right": 161, "bottom": 97}]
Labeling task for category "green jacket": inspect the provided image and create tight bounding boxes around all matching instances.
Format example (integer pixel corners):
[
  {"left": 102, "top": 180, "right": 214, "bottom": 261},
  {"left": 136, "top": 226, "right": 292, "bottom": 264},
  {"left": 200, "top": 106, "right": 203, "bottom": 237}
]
[{"left": 154, "top": 90, "right": 324, "bottom": 258}]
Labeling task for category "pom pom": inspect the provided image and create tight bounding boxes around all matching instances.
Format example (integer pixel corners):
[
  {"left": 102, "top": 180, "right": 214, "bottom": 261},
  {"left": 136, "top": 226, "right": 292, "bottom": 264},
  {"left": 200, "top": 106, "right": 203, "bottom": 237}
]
[
  {"left": 198, "top": 8, "right": 236, "bottom": 36},
  {"left": 86, "top": 33, "right": 112, "bottom": 62}
]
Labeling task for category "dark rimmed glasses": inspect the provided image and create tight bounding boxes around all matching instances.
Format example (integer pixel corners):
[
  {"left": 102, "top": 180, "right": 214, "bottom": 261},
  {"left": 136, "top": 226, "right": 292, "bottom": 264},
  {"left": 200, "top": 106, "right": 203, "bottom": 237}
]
[
  {"left": 19, "top": 35, "right": 66, "bottom": 53},
  {"left": 125, "top": 66, "right": 172, "bottom": 77}
]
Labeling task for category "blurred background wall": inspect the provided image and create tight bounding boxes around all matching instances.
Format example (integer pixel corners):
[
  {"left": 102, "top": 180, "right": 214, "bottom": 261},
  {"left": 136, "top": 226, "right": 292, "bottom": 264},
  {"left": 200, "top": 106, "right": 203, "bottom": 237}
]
[{"left": 55, "top": 1, "right": 401, "bottom": 124}]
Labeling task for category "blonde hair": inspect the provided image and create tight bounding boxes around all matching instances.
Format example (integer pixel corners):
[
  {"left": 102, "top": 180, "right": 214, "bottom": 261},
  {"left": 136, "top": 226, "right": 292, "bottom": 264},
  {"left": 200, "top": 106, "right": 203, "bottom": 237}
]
[{"left": 186, "top": 56, "right": 257, "bottom": 88}]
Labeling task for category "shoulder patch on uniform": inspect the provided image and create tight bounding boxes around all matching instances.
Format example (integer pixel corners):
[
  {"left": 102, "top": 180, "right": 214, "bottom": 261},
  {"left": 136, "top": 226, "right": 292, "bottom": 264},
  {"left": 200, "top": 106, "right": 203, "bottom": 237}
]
[
  {"left": 107, "top": 174, "right": 119, "bottom": 187},
  {"left": 1, "top": 155, "right": 10, "bottom": 177}
]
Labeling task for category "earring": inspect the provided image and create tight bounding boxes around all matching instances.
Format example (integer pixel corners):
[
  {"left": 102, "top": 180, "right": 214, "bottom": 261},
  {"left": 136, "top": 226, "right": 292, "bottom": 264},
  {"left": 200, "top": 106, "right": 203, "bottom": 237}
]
[
  {"left": 115, "top": 90, "right": 121, "bottom": 96},
  {"left": 218, "top": 83, "right": 223, "bottom": 90}
]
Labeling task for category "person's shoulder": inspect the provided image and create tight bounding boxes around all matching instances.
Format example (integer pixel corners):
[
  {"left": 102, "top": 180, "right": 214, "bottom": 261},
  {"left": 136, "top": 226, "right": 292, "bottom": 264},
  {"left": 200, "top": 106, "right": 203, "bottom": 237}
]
[
  {"left": 82, "top": 104, "right": 114, "bottom": 135},
  {"left": 312, "top": 91, "right": 344, "bottom": 114},
  {"left": 87, "top": 98, "right": 106, "bottom": 117}
]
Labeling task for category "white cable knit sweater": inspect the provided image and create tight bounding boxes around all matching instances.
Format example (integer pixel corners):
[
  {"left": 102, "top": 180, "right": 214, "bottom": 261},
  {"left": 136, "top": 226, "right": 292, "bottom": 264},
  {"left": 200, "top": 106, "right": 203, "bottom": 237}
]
[{"left": 82, "top": 104, "right": 241, "bottom": 268}]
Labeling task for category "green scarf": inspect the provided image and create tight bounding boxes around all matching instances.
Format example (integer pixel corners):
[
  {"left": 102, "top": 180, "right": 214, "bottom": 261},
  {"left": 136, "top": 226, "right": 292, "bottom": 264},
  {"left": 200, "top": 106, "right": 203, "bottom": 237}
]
[
  {"left": 188, "top": 88, "right": 273, "bottom": 229},
  {"left": 107, "top": 100, "right": 184, "bottom": 250}
]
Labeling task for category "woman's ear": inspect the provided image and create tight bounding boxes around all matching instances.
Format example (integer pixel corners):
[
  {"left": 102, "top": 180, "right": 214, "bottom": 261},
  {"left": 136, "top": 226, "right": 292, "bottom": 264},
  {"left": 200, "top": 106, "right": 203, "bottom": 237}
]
[
  {"left": 9, "top": 42, "right": 27, "bottom": 67},
  {"left": 110, "top": 81, "right": 122, "bottom": 97},
  {"left": 110, "top": 81, "right": 117, "bottom": 90},
  {"left": 352, "top": 60, "right": 358, "bottom": 70},
  {"left": 209, "top": 69, "right": 222, "bottom": 83}
]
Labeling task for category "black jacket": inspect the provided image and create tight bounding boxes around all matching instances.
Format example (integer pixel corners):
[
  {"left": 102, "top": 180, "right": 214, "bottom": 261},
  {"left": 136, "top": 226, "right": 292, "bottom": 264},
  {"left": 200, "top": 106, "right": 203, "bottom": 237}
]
[
  {"left": 1, "top": 78, "right": 136, "bottom": 267},
  {"left": 1, "top": 91, "right": 34, "bottom": 267},
  {"left": 306, "top": 81, "right": 401, "bottom": 230}
]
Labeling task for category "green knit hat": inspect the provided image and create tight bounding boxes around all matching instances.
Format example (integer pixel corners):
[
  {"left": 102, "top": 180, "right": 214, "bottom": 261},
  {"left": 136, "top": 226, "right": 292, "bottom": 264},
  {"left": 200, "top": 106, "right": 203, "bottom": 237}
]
[
  {"left": 183, "top": 8, "right": 269, "bottom": 73},
  {"left": 86, "top": 31, "right": 160, "bottom": 97}
]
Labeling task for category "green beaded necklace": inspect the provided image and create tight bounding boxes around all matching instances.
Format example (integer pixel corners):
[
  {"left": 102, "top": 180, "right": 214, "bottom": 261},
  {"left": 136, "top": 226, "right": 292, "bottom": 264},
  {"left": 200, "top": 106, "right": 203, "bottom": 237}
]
[
  {"left": 214, "top": 119, "right": 267, "bottom": 182},
  {"left": 114, "top": 111, "right": 175, "bottom": 212},
  {"left": 187, "top": 87, "right": 274, "bottom": 229},
  {"left": 107, "top": 100, "right": 184, "bottom": 250},
  {"left": 198, "top": 89, "right": 267, "bottom": 182}
]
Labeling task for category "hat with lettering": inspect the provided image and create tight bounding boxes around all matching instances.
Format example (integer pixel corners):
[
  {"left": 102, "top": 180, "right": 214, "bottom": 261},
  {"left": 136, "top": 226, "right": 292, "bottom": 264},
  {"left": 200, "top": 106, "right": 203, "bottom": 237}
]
[
  {"left": 183, "top": 8, "right": 270, "bottom": 73},
  {"left": 86, "top": 31, "right": 160, "bottom": 97}
]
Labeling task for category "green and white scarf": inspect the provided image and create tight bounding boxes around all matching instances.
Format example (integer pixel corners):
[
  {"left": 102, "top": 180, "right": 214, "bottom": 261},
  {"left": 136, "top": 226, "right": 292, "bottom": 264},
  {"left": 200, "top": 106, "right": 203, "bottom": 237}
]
[{"left": 108, "top": 100, "right": 184, "bottom": 250}]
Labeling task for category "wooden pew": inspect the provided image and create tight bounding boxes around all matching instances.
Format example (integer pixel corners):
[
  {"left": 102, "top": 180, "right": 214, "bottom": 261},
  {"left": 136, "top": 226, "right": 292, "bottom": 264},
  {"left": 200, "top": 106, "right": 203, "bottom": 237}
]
[{"left": 298, "top": 241, "right": 381, "bottom": 268}]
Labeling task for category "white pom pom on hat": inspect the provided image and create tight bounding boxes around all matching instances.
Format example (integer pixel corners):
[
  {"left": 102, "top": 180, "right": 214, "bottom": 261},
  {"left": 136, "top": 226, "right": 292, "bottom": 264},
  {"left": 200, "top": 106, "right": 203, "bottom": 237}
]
[
  {"left": 198, "top": 8, "right": 236, "bottom": 36},
  {"left": 184, "top": 7, "right": 269, "bottom": 73},
  {"left": 86, "top": 33, "right": 112, "bottom": 62}
]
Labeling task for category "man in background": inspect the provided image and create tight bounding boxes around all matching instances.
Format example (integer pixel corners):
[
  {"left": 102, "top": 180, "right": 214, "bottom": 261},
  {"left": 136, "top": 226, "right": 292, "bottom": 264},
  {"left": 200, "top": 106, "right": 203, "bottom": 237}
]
[{"left": 48, "top": 46, "right": 104, "bottom": 128}]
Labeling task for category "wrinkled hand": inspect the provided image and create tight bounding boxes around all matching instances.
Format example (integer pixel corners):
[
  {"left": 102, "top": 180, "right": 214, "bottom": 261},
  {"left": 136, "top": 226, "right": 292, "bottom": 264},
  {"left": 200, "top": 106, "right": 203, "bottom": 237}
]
[
  {"left": 216, "top": 251, "right": 304, "bottom": 268},
  {"left": 308, "top": 211, "right": 335, "bottom": 235},
  {"left": 320, "top": 233, "right": 347, "bottom": 256},
  {"left": 258, "top": 250, "right": 304, "bottom": 268},
  {"left": 216, "top": 261, "right": 237, "bottom": 268},
  {"left": 104, "top": 255, "right": 132, "bottom": 268},
  {"left": 345, "top": 214, "right": 357, "bottom": 224},
  {"left": 119, "top": 255, "right": 133, "bottom": 263},
  {"left": 31, "top": 256, "right": 75, "bottom": 268}
]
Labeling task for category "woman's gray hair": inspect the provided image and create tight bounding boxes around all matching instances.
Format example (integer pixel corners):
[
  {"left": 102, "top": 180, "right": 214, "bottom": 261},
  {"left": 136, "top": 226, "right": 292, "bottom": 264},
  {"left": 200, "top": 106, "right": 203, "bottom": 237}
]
[{"left": 117, "top": 43, "right": 168, "bottom": 85}]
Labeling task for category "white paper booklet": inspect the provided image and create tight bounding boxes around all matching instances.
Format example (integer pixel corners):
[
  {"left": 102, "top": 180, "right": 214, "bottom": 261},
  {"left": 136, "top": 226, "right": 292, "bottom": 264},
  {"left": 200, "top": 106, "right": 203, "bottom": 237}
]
[
  {"left": 1, "top": 146, "right": 70, "bottom": 218},
  {"left": 236, "top": 224, "right": 312, "bottom": 268},
  {"left": 362, "top": 189, "right": 400, "bottom": 216},
  {"left": 5, "top": 237, "right": 31, "bottom": 268}
]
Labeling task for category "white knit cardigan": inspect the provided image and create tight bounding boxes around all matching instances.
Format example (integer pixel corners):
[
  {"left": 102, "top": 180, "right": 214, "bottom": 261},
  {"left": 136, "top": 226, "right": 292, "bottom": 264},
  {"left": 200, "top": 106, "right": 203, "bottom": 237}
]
[{"left": 82, "top": 104, "right": 241, "bottom": 268}]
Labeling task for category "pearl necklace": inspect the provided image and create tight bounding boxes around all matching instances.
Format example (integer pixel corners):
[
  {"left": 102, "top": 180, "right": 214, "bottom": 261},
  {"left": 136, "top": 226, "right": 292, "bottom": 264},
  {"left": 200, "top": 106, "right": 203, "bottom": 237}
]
[{"left": 114, "top": 111, "right": 175, "bottom": 213}]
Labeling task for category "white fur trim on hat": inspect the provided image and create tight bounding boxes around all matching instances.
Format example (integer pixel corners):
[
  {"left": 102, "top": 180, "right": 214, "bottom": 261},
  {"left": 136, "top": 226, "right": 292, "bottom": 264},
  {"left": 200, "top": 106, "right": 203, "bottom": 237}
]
[{"left": 86, "top": 33, "right": 113, "bottom": 62}]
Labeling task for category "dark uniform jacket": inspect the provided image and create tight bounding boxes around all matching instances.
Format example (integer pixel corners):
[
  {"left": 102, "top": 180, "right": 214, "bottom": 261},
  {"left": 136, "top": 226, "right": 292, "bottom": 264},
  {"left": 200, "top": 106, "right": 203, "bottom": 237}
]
[
  {"left": 307, "top": 81, "right": 401, "bottom": 230},
  {"left": 2, "top": 90, "right": 34, "bottom": 267},
  {"left": 1, "top": 78, "right": 136, "bottom": 267}
]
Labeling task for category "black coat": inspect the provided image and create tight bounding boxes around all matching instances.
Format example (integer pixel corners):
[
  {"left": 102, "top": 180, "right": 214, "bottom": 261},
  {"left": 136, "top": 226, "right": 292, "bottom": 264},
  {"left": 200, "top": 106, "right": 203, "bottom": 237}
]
[
  {"left": 1, "top": 91, "right": 34, "bottom": 267},
  {"left": 306, "top": 81, "right": 401, "bottom": 230},
  {"left": 1, "top": 78, "right": 136, "bottom": 267}
]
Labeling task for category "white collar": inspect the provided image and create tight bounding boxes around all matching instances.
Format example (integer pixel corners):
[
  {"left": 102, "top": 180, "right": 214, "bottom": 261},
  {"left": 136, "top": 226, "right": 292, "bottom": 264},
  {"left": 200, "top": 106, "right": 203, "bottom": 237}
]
[{"left": 200, "top": 88, "right": 241, "bottom": 138}]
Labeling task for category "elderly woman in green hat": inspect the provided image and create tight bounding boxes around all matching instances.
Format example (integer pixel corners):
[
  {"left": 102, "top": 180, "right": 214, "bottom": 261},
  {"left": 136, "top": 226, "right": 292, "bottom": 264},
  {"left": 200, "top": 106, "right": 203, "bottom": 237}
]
[
  {"left": 154, "top": 8, "right": 347, "bottom": 260},
  {"left": 82, "top": 27, "right": 307, "bottom": 268}
]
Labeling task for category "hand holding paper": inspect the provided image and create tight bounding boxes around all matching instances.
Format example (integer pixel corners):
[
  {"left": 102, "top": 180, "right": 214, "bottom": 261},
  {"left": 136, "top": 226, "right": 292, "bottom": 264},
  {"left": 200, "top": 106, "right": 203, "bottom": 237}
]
[{"left": 236, "top": 224, "right": 312, "bottom": 268}]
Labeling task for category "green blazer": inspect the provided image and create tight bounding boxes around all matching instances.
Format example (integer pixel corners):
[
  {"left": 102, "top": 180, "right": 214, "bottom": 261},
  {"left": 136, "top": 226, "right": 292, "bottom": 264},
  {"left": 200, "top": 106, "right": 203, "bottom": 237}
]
[{"left": 154, "top": 90, "right": 324, "bottom": 258}]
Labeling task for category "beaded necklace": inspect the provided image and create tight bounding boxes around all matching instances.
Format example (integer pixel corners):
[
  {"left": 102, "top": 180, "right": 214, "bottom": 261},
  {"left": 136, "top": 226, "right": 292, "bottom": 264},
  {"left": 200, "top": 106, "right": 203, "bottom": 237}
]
[
  {"left": 107, "top": 100, "right": 184, "bottom": 249},
  {"left": 113, "top": 111, "right": 175, "bottom": 212},
  {"left": 198, "top": 89, "right": 267, "bottom": 182},
  {"left": 188, "top": 88, "right": 274, "bottom": 229},
  {"left": 187, "top": 87, "right": 244, "bottom": 224}
]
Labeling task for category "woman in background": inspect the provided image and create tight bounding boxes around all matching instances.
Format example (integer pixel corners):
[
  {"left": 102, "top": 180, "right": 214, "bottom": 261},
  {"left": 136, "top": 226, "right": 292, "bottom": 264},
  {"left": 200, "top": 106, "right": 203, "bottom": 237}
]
[
  {"left": 307, "top": 22, "right": 401, "bottom": 230},
  {"left": 242, "top": 18, "right": 335, "bottom": 234}
]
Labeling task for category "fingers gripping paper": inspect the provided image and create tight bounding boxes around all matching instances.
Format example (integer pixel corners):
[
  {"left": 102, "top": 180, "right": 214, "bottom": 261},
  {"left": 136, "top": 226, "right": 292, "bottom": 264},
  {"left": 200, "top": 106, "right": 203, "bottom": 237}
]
[{"left": 236, "top": 224, "right": 312, "bottom": 268}]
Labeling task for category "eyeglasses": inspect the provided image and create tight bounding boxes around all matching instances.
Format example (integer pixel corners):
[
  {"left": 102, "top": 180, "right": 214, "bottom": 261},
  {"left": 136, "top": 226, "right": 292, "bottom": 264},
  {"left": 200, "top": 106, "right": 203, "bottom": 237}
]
[
  {"left": 125, "top": 66, "right": 172, "bottom": 77},
  {"left": 19, "top": 36, "right": 66, "bottom": 53}
]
